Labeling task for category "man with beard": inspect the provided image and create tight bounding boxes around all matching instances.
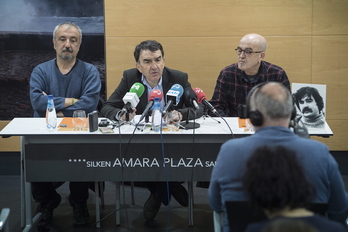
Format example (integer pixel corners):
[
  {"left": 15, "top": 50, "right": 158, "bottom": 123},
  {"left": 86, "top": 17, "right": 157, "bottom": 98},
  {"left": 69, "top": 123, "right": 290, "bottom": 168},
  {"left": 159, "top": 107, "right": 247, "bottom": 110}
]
[
  {"left": 29, "top": 22, "right": 101, "bottom": 227},
  {"left": 293, "top": 86, "right": 325, "bottom": 128}
]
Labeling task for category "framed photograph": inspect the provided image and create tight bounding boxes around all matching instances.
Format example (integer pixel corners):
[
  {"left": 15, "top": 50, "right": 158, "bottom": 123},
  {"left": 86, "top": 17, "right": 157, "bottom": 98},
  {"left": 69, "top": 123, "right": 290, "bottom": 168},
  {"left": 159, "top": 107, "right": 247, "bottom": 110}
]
[{"left": 292, "top": 83, "right": 326, "bottom": 129}]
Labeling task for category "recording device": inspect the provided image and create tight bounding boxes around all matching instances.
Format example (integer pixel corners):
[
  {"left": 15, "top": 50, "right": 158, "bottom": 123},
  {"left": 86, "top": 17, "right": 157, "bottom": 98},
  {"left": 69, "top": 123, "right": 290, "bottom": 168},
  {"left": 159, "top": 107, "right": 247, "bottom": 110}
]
[
  {"left": 193, "top": 88, "right": 220, "bottom": 117},
  {"left": 292, "top": 121, "right": 309, "bottom": 138},
  {"left": 88, "top": 110, "right": 98, "bottom": 132},
  {"left": 162, "top": 84, "right": 184, "bottom": 116},
  {"left": 237, "top": 104, "right": 248, "bottom": 119},
  {"left": 98, "top": 119, "right": 109, "bottom": 127},
  {"left": 138, "top": 89, "right": 163, "bottom": 123},
  {"left": 185, "top": 87, "right": 199, "bottom": 110},
  {"left": 98, "top": 118, "right": 120, "bottom": 129},
  {"left": 119, "top": 82, "right": 145, "bottom": 118}
]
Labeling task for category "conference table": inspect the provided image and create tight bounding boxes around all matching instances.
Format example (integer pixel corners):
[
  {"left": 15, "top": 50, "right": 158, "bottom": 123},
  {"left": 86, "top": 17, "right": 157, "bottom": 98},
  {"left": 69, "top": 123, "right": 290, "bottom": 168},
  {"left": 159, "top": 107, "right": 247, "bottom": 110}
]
[{"left": 0, "top": 116, "right": 333, "bottom": 231}]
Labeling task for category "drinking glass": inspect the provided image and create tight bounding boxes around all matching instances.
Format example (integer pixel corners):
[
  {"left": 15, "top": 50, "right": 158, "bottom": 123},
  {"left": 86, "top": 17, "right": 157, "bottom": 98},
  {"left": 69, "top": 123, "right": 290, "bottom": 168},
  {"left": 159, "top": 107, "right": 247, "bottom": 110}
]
[
  {"left": 167, "top": 111, "right": 180, "bottom": 131},
  {"left": 72, "top": 110, "right": 87, "bottom": 130}
]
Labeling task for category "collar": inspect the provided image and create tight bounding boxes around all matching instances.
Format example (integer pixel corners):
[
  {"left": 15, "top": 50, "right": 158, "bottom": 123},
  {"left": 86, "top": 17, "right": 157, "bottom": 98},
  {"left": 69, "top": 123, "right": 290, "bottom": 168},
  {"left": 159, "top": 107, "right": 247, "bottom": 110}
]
[
  {"left": 238, "top": 61, "right": 266, "bottom": 83},
  {"left": 141, "top": 75, "right": 164, "bottom": 109},
  {"left": 301, "top": 113, "right": 326, "bottom": 128},
  {"left": 141, "top": 74, "right": 163, "bottom": 91}
]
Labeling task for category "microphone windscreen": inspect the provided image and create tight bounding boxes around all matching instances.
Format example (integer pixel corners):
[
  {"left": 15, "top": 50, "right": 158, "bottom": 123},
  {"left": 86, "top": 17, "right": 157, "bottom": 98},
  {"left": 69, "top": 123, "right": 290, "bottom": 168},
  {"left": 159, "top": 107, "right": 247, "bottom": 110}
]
[
  {"left": 166, "top": 84, "right": 184, "bottom": 106},
  {"left": 193, "top": 88, "right": 207, "bottom": 103},
  {"left": 149, "top": 89, "right": 163, "bottom": 102},
  {"left": 129, "top": 82, "right": 145, "bottom": 97},
  {"left": 185, "top": 87, "right": 197, "bottom": 100},
  {"left": 168, "top": 84, "right": 184, "bottom": 98},
  {"left": 185, "top": 87, "right": 198, "bottom": 107}
]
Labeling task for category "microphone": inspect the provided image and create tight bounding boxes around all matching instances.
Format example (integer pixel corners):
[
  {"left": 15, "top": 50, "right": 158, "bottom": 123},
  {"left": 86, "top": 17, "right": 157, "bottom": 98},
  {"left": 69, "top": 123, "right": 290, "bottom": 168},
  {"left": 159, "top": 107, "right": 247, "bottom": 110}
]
[
  {"left": 119, "top": 82, "right": 145, "bottom": 118},
  {"left": 193, "top": 88, "right": 220, "bottom": 117},
  {"left": 138, "top": 89, "right": 163, "bottom": 123},
  {"left": 162, "top": 84, "right": 184, "bottom": 116},
  {"left": 185, "top": 87, "right": 199, "bottom": 110}
]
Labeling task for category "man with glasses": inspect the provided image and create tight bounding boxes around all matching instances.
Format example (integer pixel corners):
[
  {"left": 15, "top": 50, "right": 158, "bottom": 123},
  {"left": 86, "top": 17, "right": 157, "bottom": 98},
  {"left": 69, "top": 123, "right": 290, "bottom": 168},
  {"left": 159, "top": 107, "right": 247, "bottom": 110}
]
[{"left": 209, "top": 33, "right": 290, "bottom": 117}]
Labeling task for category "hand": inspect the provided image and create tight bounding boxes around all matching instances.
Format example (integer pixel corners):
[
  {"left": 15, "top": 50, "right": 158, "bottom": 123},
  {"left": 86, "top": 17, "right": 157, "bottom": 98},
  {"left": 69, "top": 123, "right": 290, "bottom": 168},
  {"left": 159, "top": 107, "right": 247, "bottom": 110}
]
[
  {"left": 170, "top": 110, "right": 183, "bottom": 122},
  {"left": 120, "top": 108, "right": 137, "bottom": 121},
  {"left": 57, "top": 112, "right": 64, "bottom": 117},
  {"left": 64, "top": 98, "right": 79, "bottom": 108}
]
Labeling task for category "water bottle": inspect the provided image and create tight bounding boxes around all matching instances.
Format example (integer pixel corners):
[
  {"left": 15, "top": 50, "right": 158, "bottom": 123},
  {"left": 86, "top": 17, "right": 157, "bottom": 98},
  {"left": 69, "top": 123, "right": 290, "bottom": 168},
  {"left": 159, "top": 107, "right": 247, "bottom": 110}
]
[
  {"left": 151, "top": 97, "right": 161, "bottom": 132},
  {"left": 46, "top": 95, "right": 57, "bottom": 130}
]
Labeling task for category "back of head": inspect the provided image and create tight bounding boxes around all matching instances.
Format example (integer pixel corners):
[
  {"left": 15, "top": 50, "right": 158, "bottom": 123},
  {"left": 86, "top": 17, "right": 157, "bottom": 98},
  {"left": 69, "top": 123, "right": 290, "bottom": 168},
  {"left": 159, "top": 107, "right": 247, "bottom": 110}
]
[
  {"left": 262, "top": 218, "right": 318, "bottom": 232},
  {"left": 133, "top": 40, "right": 164, "bottom": 63},
  {"left": 242, "top": 146, "right": 314, "bottom": 213},
  {"left": 250, "top": 82, "right": 293, "bottom": 125}
]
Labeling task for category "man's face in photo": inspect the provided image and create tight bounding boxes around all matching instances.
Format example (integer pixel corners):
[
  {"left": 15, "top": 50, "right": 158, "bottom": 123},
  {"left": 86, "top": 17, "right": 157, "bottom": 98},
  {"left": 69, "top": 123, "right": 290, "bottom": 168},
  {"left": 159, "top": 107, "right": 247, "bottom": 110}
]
[{"left": 299, "top": 94, "right": 320, "bottom": 119}]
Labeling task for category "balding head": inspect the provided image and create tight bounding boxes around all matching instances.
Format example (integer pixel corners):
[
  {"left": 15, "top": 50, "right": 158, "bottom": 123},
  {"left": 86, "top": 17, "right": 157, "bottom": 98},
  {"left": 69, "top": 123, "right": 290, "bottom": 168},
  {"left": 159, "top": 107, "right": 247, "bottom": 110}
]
[
  {"left": 240, "top": 33, "right": 267, "bottom": 52},
  {"left": 250, "top": 82, "right": 293, "bottom": 127}
]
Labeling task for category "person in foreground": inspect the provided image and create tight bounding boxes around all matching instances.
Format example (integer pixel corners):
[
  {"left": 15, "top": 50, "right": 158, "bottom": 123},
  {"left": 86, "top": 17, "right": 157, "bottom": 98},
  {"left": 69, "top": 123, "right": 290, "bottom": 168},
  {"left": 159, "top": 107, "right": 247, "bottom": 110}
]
[
  {"left": 101, "top": 40, "right": 203, "bottom": 221},
  {"left": 29, "top": 22, "right": 101, "bottom": 227},
  {"left": 243, "top": 146, "right": 347, "bottom": 232},
  {"left": 209, "top": 33, "right": 290, "bottom": 117},
  {"left": 208, "top": 82, "right": 348, "bottom": 232},
  {"left": 262, "top": 218, "right": 319, "bottom": 232}
]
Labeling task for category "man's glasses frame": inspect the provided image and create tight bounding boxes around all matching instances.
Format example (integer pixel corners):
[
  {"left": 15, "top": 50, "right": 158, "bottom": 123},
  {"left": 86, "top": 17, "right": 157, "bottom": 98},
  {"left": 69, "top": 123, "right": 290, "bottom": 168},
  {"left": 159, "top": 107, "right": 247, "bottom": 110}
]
[{"left": 235, "top": 47, "right": 263, "bottom": 56}]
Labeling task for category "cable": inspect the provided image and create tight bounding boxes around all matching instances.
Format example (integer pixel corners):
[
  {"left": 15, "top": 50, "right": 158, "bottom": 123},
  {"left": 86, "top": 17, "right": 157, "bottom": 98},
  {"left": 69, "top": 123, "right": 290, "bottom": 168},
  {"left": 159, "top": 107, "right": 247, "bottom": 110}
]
[
  {"left": 158, "top": 118, "right": 171, "bottom": 232},
  {"left": 219, "top": 116, "right": 234, "bottom": 138},
  {"left": 92, "top": 119, "right": 137, "bottom": 231}
]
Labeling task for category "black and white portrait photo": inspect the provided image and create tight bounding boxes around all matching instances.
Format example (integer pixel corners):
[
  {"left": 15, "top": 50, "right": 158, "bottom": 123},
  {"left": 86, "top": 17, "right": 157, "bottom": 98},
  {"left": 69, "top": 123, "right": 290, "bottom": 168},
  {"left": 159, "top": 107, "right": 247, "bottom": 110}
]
[{"left": 292, "top": 83, "right": 326, "bottom": 129}]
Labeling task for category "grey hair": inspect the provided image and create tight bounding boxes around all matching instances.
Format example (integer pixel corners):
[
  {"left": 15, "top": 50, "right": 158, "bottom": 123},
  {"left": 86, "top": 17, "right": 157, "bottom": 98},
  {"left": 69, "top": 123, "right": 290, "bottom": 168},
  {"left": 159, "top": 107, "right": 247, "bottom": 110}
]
[
  {"left": 53, "top": 22, "right": 82, "bottom": 43},
  {"left": 252, "top": 83, "right": 293, "bottom": 121}
]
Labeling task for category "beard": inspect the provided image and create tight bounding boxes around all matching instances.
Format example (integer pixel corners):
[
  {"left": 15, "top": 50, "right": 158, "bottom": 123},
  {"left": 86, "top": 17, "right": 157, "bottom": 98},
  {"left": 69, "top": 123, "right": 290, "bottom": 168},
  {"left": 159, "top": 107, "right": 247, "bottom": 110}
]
[
  {"left": 59, "top": 54, "right": 74, "bottom": 61},
  {"left": 59, "top": 47, "right": 74, "bottom": 61}
]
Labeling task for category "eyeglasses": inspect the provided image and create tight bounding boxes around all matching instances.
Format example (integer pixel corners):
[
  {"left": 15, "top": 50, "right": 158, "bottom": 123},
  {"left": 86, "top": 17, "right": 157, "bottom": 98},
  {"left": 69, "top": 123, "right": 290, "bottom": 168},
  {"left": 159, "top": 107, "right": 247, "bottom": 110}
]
[{"left": 235, "top": 48, "right": 263, "bottom": 56}]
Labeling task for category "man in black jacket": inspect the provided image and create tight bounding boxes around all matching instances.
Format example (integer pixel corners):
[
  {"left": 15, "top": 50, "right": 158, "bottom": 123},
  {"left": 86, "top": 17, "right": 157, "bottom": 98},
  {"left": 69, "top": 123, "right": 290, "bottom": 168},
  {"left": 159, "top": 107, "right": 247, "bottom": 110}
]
[{"left": 101, "top": 40, "right": 203, "bottom": 221}]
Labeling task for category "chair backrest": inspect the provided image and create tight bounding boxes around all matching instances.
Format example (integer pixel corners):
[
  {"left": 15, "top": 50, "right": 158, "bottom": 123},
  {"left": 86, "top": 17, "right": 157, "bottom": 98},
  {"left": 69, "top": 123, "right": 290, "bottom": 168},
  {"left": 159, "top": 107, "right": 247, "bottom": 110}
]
[
  {"left": 97, "top": 96, "right": 106, "bottom": 117},
  {"left": 225, "top": 201, "right": 328, "bottom": 232},
  {"left": 0, "top": 208, "right": 10, "bottom": 232},
  {"left": 213, "top": 211, "right": 224, "bottom": 232},
  {"left": 306, "top": 202, "right": 328, "bottom": 216},
  {"left": 225, "top": 201, "right": 267, "bottom": 232}
]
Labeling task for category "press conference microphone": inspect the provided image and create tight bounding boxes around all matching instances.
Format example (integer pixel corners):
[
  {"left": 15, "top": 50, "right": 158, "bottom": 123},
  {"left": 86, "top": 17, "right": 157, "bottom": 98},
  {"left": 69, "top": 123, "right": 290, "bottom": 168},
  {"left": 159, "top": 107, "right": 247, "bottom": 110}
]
[
  {"left": 162, "top": 84, "right": 184, "bottom": 116},
  {"left": 138, "top": 89, "right": 163, "bottom": 123},
  {"left": 119, "top": 82, "right": 145, "bottom": 118},
  {"left": 185, "top": 87, "right": 199, "bottom": 110},
  {"left": 193, "top": 88, "right": 220, "bottom": 117}
]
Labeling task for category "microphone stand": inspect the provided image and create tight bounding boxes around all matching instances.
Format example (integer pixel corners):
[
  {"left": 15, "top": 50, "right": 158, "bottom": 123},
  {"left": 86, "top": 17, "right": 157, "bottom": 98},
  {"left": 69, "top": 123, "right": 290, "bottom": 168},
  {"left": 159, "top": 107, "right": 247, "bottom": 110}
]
[
  {"left": 202, "top": 109, "right": 221, "bottom": 123},
  {"left": 181, "top": 108, "right": 200, "bottom": 129},
  {"left": 140, "top": 113, "right": 150, "bottom": 132},
  {"left": 125, "top": 112, "right": 129, "bottom": 122}
]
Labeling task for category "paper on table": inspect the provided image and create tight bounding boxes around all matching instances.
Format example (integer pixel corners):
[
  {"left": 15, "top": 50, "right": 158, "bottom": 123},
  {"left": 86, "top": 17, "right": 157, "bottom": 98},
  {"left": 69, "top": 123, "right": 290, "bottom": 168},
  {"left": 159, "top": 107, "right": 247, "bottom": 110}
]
[
  {"left": 58, "top": 117, "right": 89, "bottom": 131},
  {"left": 238, "top": 118, "right": 254, "bottom": 132}
]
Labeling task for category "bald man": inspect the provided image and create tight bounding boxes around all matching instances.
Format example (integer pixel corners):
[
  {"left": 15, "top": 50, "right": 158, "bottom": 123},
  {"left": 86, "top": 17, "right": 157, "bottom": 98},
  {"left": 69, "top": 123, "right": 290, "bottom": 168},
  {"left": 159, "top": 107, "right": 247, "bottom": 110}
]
[
  {"left": 209, "top": 82, "right": 348, "bottom": 232},
  {"left": 209, "top": 33, "right": 290, "bottom": 117}
]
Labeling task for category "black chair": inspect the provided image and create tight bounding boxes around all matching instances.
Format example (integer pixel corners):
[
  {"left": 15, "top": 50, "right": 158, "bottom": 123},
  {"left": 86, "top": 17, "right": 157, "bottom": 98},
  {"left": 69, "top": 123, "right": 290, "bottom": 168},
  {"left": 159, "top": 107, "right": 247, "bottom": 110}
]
[
  {"left": 97, "top": 96, "right": 106, "bottom": 117},
  {"left": 0, "top": 208, "right": 10, "bottom": 232},
  {"left": 225, "top": 201, "right": 328, "bottom": 232},
  {"left": 225, "top": 201, "right": 267, "bottom": 232}
]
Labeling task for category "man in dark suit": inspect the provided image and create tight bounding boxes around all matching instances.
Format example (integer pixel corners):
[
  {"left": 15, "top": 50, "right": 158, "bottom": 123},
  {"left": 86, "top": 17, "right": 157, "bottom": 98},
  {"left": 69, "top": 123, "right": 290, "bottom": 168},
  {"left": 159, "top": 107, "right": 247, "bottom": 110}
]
[{"left": 101, "top": 40, "right": 203, "bottom": 221}]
